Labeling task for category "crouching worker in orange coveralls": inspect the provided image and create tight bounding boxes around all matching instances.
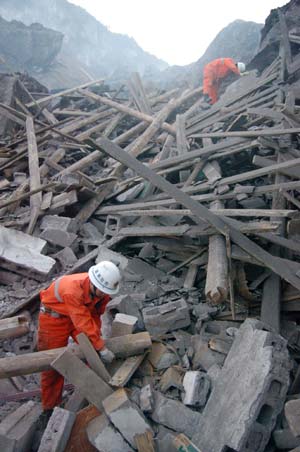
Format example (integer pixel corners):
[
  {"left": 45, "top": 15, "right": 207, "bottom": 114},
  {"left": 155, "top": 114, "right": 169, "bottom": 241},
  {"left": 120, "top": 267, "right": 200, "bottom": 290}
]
[
  {"left": 203, "top": 58, "right": 246, "bottom": 104},
  {"left": 37, "top": 260, "right": 121, "bottom": 421}
]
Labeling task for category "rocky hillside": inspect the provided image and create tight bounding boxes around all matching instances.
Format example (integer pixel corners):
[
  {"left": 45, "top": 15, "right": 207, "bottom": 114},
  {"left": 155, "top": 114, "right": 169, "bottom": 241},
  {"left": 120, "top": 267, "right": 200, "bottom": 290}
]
[
  {"left": 154, "top": 20, "right": 263, "bottom": 89},
  {"left": 0, "top": 0, "right": 168, "bottom": 89},
  {"left": 0, "top": 16, "right": 63, "bottom": 73}
]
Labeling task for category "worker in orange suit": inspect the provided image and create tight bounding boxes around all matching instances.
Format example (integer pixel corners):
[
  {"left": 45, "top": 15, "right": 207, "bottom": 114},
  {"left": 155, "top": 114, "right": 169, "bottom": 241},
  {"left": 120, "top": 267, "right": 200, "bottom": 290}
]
[
  {"left": 37, "top": 260, "right": 121, "bottom": 421},
  {"left": 203, "top": 58, "right": 246, "bottom": 104}
]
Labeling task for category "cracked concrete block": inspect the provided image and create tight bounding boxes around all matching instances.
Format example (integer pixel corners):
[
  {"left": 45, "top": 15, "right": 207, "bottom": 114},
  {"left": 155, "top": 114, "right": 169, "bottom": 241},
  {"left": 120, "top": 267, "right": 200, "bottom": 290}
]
[
  {"left": 102, "top": 388, "right": 153, "bottom": 448},
  {"left": 111, "top": 313, "right": 138, "bottom": 337},
  {"left": 150, "top": 391, "right": 201, "bottom": 438},
  {"left": 86, "top": 414, "right": 133, "bottom": 452},
  {"left": 192, "top": 319, "right": 290, "bottom": 452},
  {"left": 143, "top": 299, "right": 190, "bottom": 336},
  {"left": 182, "top": 371, "right": 210, "bottom": 407},
  {"left": 40, "top": 228, "right": 77, "bottom": 248},
  {"left": 0, "top": 226, "right": 55, "bottom": 281},
  {"left": 0, "top": 401, "right": 42, "bottom": 452},
  {"left": 40, "top": 215, "right": 78, "bottom": 233},
  {"left": 285, "top": 399, "right": 300, "bottom": 437},
  {"left": 38, "top": 407, "right": 75, "bottom": 452}
]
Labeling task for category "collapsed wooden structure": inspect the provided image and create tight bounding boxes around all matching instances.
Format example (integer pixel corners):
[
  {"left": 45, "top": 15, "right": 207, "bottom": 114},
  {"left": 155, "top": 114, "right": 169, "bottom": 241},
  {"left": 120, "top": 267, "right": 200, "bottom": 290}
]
[{"left": 0, "top": 3, "right": 300, "bottom": 451}]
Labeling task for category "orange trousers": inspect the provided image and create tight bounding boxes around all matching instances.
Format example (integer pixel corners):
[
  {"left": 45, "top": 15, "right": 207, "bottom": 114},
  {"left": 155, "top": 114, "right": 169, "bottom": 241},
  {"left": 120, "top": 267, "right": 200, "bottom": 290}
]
[
  {"left": 38, "top": 312, "right": 80, "bottom": 410},
  {"left": 203, "top": 78, "right": 219, "bottom": 104}
]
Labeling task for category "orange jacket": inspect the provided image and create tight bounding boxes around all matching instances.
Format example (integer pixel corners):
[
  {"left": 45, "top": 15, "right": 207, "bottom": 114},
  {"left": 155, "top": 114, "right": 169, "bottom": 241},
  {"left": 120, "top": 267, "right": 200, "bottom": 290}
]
[
  {"left": 203, "top": 58, "right": 240, "bottom": 102},
  {"left": 40, "top": 273, "right": 110, "bottom": 350}
]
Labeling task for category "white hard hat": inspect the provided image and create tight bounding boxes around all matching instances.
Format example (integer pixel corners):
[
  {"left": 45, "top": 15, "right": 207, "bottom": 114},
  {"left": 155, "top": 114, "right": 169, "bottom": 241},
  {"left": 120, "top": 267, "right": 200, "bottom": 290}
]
[
  {"left": 88, "top": 261, "right": 121, "bottom": 295},
  {"left": 237, "top": 62, "right": 246, "bottom": 73}
]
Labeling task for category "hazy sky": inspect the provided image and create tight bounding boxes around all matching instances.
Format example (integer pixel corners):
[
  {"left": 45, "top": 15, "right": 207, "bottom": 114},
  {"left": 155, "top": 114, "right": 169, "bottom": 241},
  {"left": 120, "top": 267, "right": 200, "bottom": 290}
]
[{"left": 70, "top": 0, "right": 287, "bottom": 66}]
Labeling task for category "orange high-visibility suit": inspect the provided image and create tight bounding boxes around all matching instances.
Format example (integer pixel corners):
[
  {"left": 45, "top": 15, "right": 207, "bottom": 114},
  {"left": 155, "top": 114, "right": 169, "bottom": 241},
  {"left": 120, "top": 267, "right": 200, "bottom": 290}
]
[
  {"left": 203, "top": 58, "right": 240, "bottom": 104},
  {"left": 38, "top": 273, "right": 110, "bottom": 410}
]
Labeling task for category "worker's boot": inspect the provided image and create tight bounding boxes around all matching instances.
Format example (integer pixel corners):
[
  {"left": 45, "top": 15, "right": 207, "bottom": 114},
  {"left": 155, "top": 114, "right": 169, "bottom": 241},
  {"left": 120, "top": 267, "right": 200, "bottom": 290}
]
[{"left": 38, "top": 409, "right": 53, "bottom": 429}]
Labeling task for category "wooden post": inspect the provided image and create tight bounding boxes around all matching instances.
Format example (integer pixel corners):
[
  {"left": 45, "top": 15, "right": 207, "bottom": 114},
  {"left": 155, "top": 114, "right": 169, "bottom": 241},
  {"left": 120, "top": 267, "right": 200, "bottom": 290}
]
[{"left": 0, "top": 332, "right": 152, "bottom": 378}]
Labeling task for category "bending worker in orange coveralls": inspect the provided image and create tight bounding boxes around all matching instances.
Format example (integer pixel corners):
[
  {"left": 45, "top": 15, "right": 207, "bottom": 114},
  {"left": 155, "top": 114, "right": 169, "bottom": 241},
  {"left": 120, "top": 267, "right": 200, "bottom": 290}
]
[
  {"left": 38, "top": 260, "right": 121, "bottom": 421},
  {"left": 203, "top": 58, "right": 246, "bottom": 104}
]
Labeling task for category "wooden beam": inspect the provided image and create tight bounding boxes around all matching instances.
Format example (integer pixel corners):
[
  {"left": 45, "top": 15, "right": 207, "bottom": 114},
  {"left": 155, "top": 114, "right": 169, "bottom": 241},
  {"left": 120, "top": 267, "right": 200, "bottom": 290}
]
[
  {"left": 190, "top": 127, "right": 300, "bottom": 139},
  {"left": 25, "top": 116, "right": 42, "bottom": 234},
  {"left": 26, "top": 78, "right": 104, "bottom": 107},
  {"left": 0, "top": 332, "right": 152, "bottom": 378}
]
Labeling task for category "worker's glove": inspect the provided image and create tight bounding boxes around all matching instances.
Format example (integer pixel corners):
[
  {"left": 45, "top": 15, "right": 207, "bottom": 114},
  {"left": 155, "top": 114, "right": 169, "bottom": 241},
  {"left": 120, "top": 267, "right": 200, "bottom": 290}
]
[
  {"left": 240, "top": 71, "right": 250, "bottom": 77},
  {"left": 99, "top": 346, "right": 115, "bottom": 364}
]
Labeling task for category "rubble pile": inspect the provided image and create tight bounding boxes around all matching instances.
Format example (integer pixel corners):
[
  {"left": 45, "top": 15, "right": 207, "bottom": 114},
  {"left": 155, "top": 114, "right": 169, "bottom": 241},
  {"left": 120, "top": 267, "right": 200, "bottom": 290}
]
[{"left": 0, "top": 2, "right": 300, "bottom": 452}]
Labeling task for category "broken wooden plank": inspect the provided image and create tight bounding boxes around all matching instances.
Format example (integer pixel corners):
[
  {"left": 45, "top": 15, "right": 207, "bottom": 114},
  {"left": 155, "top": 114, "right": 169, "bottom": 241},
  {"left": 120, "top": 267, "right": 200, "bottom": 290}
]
[
  {"left": 0, "top": 332, "right": 152, "bottom": 378},
  {"left": 25, "top": 116, "right": 42, "bottom": 234},
  {"left": 92, "top": 137, "right": 300, "bottom": 291},
  {"left": 109, "top": 353, "right": 146, "bottom": 387},
  {"left": 77, "top": 333, "right": 111, "bottom": 383}
]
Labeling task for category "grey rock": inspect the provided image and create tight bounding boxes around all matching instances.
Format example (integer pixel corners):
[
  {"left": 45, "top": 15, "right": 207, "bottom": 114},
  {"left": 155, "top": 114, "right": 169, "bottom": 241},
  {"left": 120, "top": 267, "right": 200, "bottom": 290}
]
[{"left": 150, "top": 391, "right": 201, "bottom": 438}]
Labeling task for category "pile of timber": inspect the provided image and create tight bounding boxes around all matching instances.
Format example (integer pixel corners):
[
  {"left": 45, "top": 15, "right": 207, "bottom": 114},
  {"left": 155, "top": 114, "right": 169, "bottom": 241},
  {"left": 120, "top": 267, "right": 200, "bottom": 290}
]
[{"left": 0, "top": 5, "right": 300, "bottom": 451}]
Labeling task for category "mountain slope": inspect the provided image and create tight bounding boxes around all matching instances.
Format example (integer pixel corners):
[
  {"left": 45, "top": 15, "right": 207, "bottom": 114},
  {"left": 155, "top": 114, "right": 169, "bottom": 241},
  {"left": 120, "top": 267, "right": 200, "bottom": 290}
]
[
  {"left": 154, "top": 20, "right": 262, "bottom": 89},
  {"left": 0, "top": 0, "right": 168, "bottom": 88}
]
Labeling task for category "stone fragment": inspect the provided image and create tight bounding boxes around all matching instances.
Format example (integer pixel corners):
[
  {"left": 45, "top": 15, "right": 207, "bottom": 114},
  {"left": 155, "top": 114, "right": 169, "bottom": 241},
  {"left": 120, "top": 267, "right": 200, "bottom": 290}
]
[
  {"left": 38, "top": 407, "right": 75, "bottom": 452},
  {"left": 111, "top": 313, "right": 138, "bottom": 337},
  {"left": 0, "top": 401, "right": 42, "bottom": 452},
  {"left": 285, "top": 399, "right": 300, "bottom": 437},
  {"left": 142, "top": 299, "right": 190, "bottom": 336},
  {"left": 191, "top": 335, "right": 225, "bottom": 371},
  {"left": 81, "top": 222, "right": 103, "bottom": 240},
  {"left": 159, "top": 367, "right": 183, "bottom": 393},
  {"left": 102, "top": 388, "right": 153, "bottom": 449},
  {"left": 155, "top": 426, "right": 177, "bottom": 452},
  {"left": 148, "top": 343, "right": 178, "bottom": 370},
  {"left": 182, "top": 371, "right": 210, "bottom": 407},
  {"left": 96, "top": 246, "right": 128, "bottom": 270},
  {"left": 40, "top": 228, "right": 77, "bottom": 248},
  {"left": 86, "top": 414, "right": 133, "bottom": 452},
  {"left": 273, "top": 428, "right": 300, "bottom": 449},
  {"left": 150, "top": 391, "right": 201, "bottom": 438},
  {"left": 139, "top": 384, "right": 154, "bottom": 413},
  {"left": 40, "top": 215, "right": 78, "bottom": 233},
  {"left": 0, "top": 226, "right": 55, "bottom": 281},
  {"left": 192, "top": 319, "right": 290, "bottom": 452},
  {"left": 53, "top": 247, "right": 77, "bottom": 269}
]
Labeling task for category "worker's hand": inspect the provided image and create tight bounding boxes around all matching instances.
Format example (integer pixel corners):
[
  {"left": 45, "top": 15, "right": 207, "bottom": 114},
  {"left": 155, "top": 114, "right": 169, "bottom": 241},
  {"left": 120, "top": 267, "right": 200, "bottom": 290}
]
[{"left": 99, "top": 346, "right": 115, "bottom": 363}]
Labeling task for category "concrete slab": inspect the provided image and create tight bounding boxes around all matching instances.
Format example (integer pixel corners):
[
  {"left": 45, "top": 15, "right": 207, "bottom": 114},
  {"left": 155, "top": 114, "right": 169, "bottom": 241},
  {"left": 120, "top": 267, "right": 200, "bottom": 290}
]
[
  {"left": 111, "top": 313, "right": 138, "bottom": 337},
  {"left": 192, "top": 319, "right": 290, "bottom": 452},
  {"left": 40, "top": 228, "right": 77, "bottom": 248},
  {"left": 38, "top": 407, "right": 75, "bottom": 452},
  {"left": 150, "top": 391, "right": 201, "bottom": 438},
  {"left": 102, "top": 388, "right": 153, "bottom": 448},
  {"left": 0, "top": 226, "right": 55, "bottom": 281},
  {"left": 143, "top": 299, "right": 190, "bottom": 336},
  {"left": 86, "top": 414, "right": 134, "bottom": 452},
  {"left": 0, "top": 401, "right": 42, "bottom": 452},
  {"left": 40, "top": 215, "right": 78, "bottom": 233}
]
